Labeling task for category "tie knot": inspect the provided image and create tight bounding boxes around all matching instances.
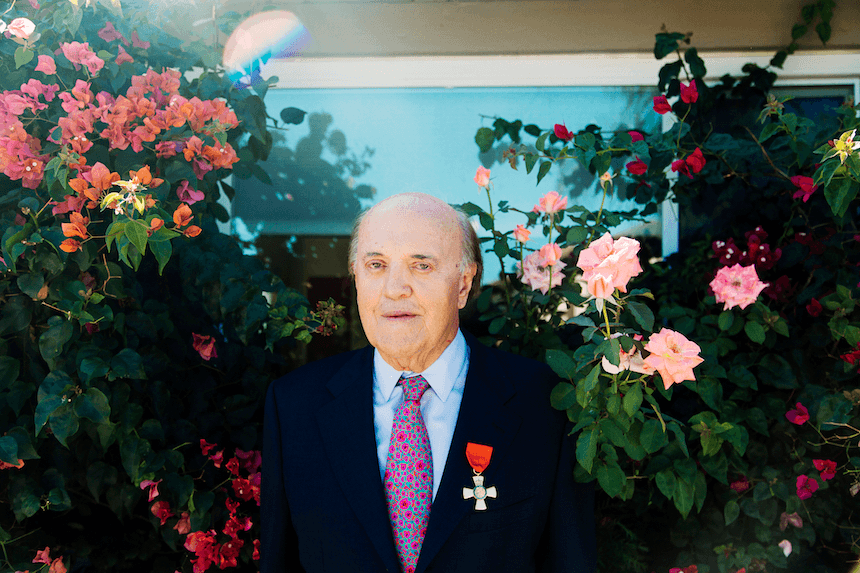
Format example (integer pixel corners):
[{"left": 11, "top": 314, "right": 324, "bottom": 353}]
[{"left": 400, "top": 374, "right": 429, "bottom": 402}]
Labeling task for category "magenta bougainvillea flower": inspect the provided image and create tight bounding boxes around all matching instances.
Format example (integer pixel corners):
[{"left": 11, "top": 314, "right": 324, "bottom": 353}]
[
  {"left": 806, "top": 298, "right": 823, "bottom": 317},
  {"left": 709, "top": 263, "right": 768, "bottom": 310},
  {"left": 653, "top": 95, "right": 672, "bottom": 114},
  {"left": 626, "top": 157, "right": 648, "bottom": 175},
  {"left": 785, "top": 402, "right": 809, "bottom": 425},
  {"left": 813, "top": 459, "right": 837, "bottom": 481},
  {"left": 791, "top": 175, "right": 818, "bottom": 202},
  {"left": 796, "top": 475, "right": 819, "bottom": 500},
  {"left": 679, "top": 80, "right": 698, "bottom": 104},
  {"left": 192, "top": 333, "right": 218, "bottom": 361},
  {"left": 553, "top": 123, "right": 574, "bottom": 142},
  {"left": 730, "top": 476, "right": 750, "bottom": 493}
]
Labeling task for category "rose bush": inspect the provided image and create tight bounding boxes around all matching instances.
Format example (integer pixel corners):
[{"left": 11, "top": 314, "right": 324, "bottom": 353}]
[
  {"left": 468, "top": 2, "right": 860, "bottom": 571},
  {"left": 0, "top": 1, "right": 343, "bottom": 571}
]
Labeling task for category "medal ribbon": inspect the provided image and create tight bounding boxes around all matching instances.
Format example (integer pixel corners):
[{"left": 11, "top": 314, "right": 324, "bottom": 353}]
[{"left": 465, "top": 442, "right": 493, "bottom": 474}]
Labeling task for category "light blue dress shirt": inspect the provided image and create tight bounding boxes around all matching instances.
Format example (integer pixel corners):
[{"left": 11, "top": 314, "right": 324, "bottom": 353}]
[{"left": 373, "top": 329, "right": 468, "bottom": 500}]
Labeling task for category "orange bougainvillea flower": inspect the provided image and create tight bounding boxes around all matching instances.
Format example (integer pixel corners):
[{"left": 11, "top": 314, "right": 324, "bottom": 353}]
[
  {"left": 86, "top": 161, "right": 121, "bottom": 191},
  {"left": 173, "top": 203, "right": 193, "bottom": 227},
  {"left": 184, "top": 225, "right": 202, "bottom": 237},
  {"left": 60, "top": 238, "right": 82, "bottom": 253},
  {"left": 61, "top": 212, "right": 89, "bottom": 239},
  {"left": 129, "top": 165, "right": 163, "bottom": 188},
  {"left": 0, "top": 458, "right": 24, "bottom": 470},
  {"left": 149, "top": 217, "right": 164, "bottom": 233}
]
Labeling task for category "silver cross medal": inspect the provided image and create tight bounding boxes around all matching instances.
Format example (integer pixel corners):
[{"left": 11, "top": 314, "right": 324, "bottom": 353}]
[{"left": 462, "top": 474, "right": 497, "bottom": 511}]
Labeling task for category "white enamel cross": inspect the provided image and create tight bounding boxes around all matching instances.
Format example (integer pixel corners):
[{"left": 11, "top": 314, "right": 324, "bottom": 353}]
[{"left": 462, "top": 474, "right": 497, "bottom": 511}]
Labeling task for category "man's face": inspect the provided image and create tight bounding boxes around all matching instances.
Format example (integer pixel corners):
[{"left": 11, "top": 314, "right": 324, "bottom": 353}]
[{"left": 353, "top": 196, "right": 475, "bottom": 373}]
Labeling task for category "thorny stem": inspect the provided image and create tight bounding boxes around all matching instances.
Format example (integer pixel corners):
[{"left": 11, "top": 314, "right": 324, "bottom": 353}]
[{"left": 744, "top": 126, "right": 791, "bottom": 181}]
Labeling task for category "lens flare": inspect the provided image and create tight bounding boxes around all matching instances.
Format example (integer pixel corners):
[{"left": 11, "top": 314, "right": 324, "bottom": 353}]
[{"left": 222, "top": 10, "right": 310, "bottom": 85}]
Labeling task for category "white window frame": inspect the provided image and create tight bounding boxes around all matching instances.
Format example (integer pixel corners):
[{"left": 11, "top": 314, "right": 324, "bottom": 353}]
[{"left": 252, "top": 50, "right": 860, "bottom": 256}]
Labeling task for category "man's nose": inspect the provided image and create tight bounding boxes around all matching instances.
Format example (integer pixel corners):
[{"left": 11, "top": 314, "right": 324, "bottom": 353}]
[{"left": 383, "top": 263, "right": 412, "bottom": 298}]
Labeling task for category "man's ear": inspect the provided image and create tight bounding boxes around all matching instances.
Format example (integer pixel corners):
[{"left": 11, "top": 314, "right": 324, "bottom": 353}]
[{"left": 457, "top": 263, "right": 477, "bottom": 309}]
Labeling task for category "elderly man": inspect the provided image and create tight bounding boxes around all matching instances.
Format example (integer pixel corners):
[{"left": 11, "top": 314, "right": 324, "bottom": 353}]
[{"left": 262, "top": 193, "right": 595, "bottom": 573}]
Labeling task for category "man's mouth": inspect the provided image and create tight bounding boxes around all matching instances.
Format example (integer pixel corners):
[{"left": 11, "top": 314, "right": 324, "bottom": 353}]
[{"left": 383, "top": 311, "right": 417, "bottom": 319}]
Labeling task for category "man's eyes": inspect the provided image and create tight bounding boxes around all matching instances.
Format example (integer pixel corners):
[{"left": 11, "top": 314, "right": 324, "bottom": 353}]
[{"left": 365, "top": 261, "right": 432, "bottom": 271}]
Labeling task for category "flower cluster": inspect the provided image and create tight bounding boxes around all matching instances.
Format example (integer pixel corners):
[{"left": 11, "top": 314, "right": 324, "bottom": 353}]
[
  {"left": 711, "top": 226, "right": 782, "bottom": 271},
  {"left": 670, "top": 148, "right": 706, "bottom": 179},
  {"left": 576, "top": 232, "right": 643, "bottom": 301}
]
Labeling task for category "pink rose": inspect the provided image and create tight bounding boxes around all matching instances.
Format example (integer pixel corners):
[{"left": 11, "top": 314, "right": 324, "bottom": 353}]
[
  {"left": 791, "top": 175, "right": 818, "bottom": 202},
  {"left": 176, "top": 180, "right": 204, "bottom": 204},
  {"left": 534, "top": 190, "right": 568, "bottom": 215},
  {"left": 813, "top": 459, "right": 836, "bottom": 481},
  {"left": 576, "top": 232, "right": 643, "bottom": 294},
  {"left": 587, "top": 273, "right": 615, "bottom": 300},
  {"left": 537, "top": 243, "right": 562, "bottom": 267},
  {"left": 796, "top": 475, "right": 818, "bottom": 500},
  {"left": 785, "top": 402, "right": 809, "bottom": 425},
  {"left": 553, "top": 123, "right": 573, "bottom": 142},
  {"left": 513, "top": 224, "right": 530, "bottom": 243},
  {"left": 35, "top": 55, "right": 56, "bottom": 75},
  {"left": 517, "top": 251, "right": 566, "bottom": 295},
  {"left": 474, "top": 166, "right": 490, "bottom": 188},
  {"left": 709, "top": 264, "right": 768, "bottom": 310},
  {"left": 643, "top": 328, "right": 704, "bottom": 389},
  {"left": 626, "top": 157, "right": 648, "bottom": 175},
  {"left": 679, "top": 80, "right": 698, "bottom": 104},
  {"left": 8, "top": 18, "right": 35, "bottom": 39},
  {"left": 778, "top": 539, "right": 792, "bottom": 557},
  {"left": 653, "top": 95, "right": 672, "bottom": 114}
]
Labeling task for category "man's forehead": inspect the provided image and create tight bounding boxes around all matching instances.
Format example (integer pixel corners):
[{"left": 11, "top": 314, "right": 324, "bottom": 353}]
[{"left": 357, "top": 197, "right": 460, "bottom": 258}]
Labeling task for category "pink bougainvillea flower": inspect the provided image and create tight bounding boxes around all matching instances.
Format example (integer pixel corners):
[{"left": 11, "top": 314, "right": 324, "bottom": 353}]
[
  {"left": 709, "top": 263, "right": 768, "bottom": 310},
  {"left": 643, "top": 328, "right": 704, "bottom": 389},
  {"left": 553, "top": 123, "right": 574, "bottom": 142},
  {"left": 679, "top": 80, "right": 698, "bottom": 104},
  {"left": 806, "top": 298, "right": 822, "bottom": 317},
  {"left": 235, "top": 448, "right": 262, "bottom": 473},
  {"left": 779, "top": 511, "right": 803, "bottom": 531},
  {"left": 778, "top": 539, "right": 792, "bottom": 557},
  {"left": 533, "top": 190, "right": 568, "bottom": 215},
  {"left": 253, "top": 538, "right": 261, "bottom": 560},
  {"left": 33, "top": 547, "right": 52, "bottom": 564},
  {"left": 626, "top": 157, "right": 648, "bottom": 175},
  {"left": 60, "top": 41, "right": 105, "bottom": 75},
  {"left": 513, "top": 224, "right": 530, "bottom": 243},
  {"left": 671, "top": 157, "right": 692, "bottom": 179},
  {"left": 131, "top": 30, "right": 150, "bottom": 49},
  {"left": 8, "top": 17, "right": 35, "bottom": 39},
  {"left": 192, "top": 333, "right": 217, "bottom": 361},
  {"left": 785, "top": 402, "right": 809, "bottom": 425},
  {"left": 628, "top": 130, "right": 644, "bottom": 142},
  {"left": 796, "top": 475, "right": 818, "bottom": 500},
  {"left": 35, "top": 55, "right": 56, "bottom": 75},
  {"left": 517, "top": 250, "right": 566, "bottom": 295},
  {"left": 537, "top": 243, "right": 562, "bottom": 267},
  {"left": 139, "top": 479, "right": 161, "bottom": 502},
  {"left": 791, "top": 175, "right": 818, "bottom": 203},
  {"left": 173, "top": 511, "right": 191, "bottom": 535},
  {"left": 730, "top": 476, "right": 750, "bottom": 493},
  {"left": 98, "top": 21, "right": 127, "bottom": 44},
  {"left": 576, "top": 232, "right": 643, "bottom": 294},
  {"left": 211, "top": 449, "right": 224, "bottom": 467},
  {"left": 49, "top": 557, "right": 67, "bottom": 573},
  {"left": 176, "top": 180, "right": 205, "bottom": 204},
  {"left": 200, "top": 438, "right": 217, "bottom": 455},
  {"left": 669, "top": 566, "right": 697, "bottom": 573},
  {"left": 473, "top": 165, "right": 490, "bottom": 188},
  {"left": 150, "top": 500, "right": 174, "bottom": 525},
  {"left": 685, "top": 148, "right": 706, "bottom": 173},
  {"left": 115, "top": 45, "right": 134, "bottom": 65},
  {"left": 813, "top": 459, "right": 837, "bottom": 481},
  {"left": 653, "top": 95, "right": 672, "bottom": 114}
]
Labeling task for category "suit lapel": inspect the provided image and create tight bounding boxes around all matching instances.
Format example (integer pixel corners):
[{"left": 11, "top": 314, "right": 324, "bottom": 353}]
[
  {"left": 315, "top": 347, "right": 402, "bottom": 573},
  {"left": 416, "top": 335, "right": 522, "bottom": 573}
]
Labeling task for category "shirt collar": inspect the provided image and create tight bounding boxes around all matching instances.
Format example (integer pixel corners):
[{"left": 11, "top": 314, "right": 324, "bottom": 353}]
[{"left": 374, "top": 329, "right": 467, "bottom": 403}]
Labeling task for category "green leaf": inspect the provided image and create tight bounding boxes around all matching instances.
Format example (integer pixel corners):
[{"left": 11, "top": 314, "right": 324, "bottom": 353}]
[
  {"left": 524, "top": 124, "right": 541, "bottom": 137},
  {"left": 759, "top": 122, "right": 781, "bottom": 143},
  {"left": 110, "top": 348, "right": 146, "bottom": 380},
  {"left": 535, "top": 132, "right": 549, "bottom": 152},
  {"left": 656, "top": 468, "right": 677, "bottom": 499},
  {"left": 596, "top": 462, "right": 626, "bottom": 498},
  {"left": 684, "top": 47, "right": 706, "bottom": 77},
  {"left": 0, "top": 436, "right": 19, "bottom": 465},
  {"left": 654, "top": 31, "right": 686, "bottom": 59},
  {"left": 280, "top": 106, "right": 306, "bottom": 125},
  {"left": 623, "top": 381, "right": 643, "bottom": 416},
  {"left": 673, "top": 477, "right": 695, "bottom": 518},
  {"left": 87, "top": 461, "right": 118, "bottom": 502},
  {"left": 627, "top": 301, "right": 654, "bottom": 331},
  {"left": 524, "top": 153, "right": 538, "bottom": 174},
  {"left": 75, "top": 388, "right": 111, "bottom": 424},
  {"left": 576, "top": 425, "right": 598, "bottom": 473},
  {"left": 124, "top": 222, "right": 148, "bottom": 257},
  {"left": 0, "top": 356, "right": 21, "bottom": 390},
  {"left": 580, "top": 364, "right": 601, "bottom": 394},
  {"left": 546, "top": 349, "right": 577, "bottom": 379},
  {"left": 475, "top": 127, "right": 495, "bottom": 153},
  {"left": 487, "top": 316, "right": 506, "bottom": 335},
  {"left": 724, "top": 499, "right": 740, "bottom": 525},
  {"left": 640, "top": 418, "right": 669, "bottom": 453},
  {"left": 816, "top": 21, "right": 831, "bottom": 44},
  {"left": 14, "top": 47, "right": 34, "bottom": 69},
  {"left": 718, "top": 310, "right": 734, "bottom": 331},
  {"left": 745, "top": 321, "right": 766, "bottom": 344},
  {"left": 478, "top": 212, "right": 494, "bottom": 231},
  {"left": 536, "top": 161, "right": 552, "bottom": 185},
  {"left": 824, "top": 177, "right": 858, "bottom": 218},
  {"left": 550, "top": 382, "right": 577, "bottom": 410},
  {"left": 49, "top": 403, "right": 79, "bottom": 447},
  {"left": 566, "top": 226, "right": 589, "bottom": 245},
  {"left": 149, "top": 237, "right": 172, "bottom": 275},
  {"left": 17, "top": 272, "right": 45, "bottom": 299},
  {"left": 39, "top": 319, "right": 74, "bottom": 363}
]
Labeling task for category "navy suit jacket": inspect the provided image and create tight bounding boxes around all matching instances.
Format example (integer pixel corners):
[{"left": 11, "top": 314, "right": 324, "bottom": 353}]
[{"left": 261, "top": 332, "right": 596, "bottom": 573}]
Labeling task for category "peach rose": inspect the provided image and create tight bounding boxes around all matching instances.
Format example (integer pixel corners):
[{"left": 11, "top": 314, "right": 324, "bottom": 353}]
[{"left": 643, "top": 328, "right": 704, "bottom": 389}]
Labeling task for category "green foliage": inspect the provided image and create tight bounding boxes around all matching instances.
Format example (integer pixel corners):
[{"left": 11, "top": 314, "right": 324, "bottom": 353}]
[
  {"left": 0, "top": 1, "right": 336, "bottom": 571},
  {"left": 471, "top": 6, "right": 859, "bottom": 572}
]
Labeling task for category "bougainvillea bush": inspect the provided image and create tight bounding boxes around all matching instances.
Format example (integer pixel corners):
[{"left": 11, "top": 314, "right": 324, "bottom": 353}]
[
  {"left": 469, "top": 6, "right": 860, "bottom": 573},
  {"left": 0, "top": 1, "right": 342, "bottom": 571}
]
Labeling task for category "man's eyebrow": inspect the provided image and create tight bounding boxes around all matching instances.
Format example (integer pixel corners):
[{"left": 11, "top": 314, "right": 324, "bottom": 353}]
[
  {"left": 411, "top": 254, "right": 438, "bottom": 261},
  {"left": 363, "top": 251, "right": 385, "bottom": 258}
]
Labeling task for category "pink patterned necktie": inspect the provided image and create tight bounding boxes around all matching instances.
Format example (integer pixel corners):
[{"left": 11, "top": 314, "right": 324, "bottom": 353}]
[{"left": 384, "top": 374, "right": 433, "bottom": 573}]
